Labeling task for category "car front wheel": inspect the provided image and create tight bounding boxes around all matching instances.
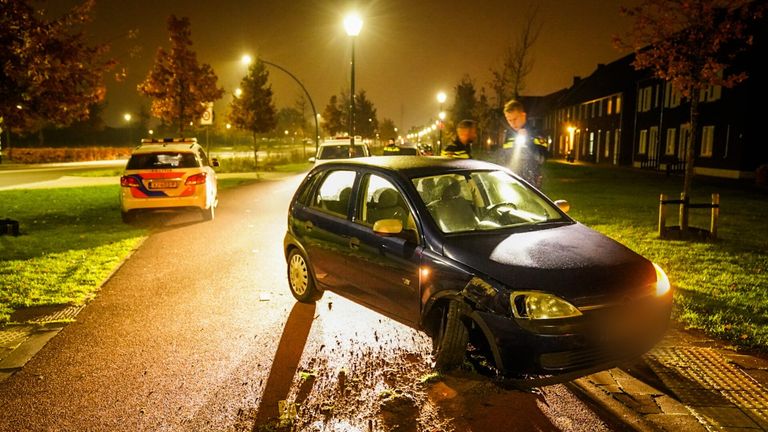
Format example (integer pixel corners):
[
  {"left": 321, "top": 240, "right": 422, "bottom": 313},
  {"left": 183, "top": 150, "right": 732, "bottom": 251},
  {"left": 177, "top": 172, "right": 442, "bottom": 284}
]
[
  {"left": 287, "top": 249, "right": 322, "bottom": 303},
  {"left": 433, "top": 300, "right": 470, "bottom": 371}
]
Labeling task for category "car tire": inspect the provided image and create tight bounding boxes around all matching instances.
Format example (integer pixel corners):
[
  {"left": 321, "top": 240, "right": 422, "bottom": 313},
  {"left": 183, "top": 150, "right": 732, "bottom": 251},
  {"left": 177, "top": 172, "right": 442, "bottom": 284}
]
[
  {"left": 287, "top": 248, "right": 322, "bottom": 303},
  {"left": 121, "top": 211, "right": 135, "bottom": 224},
  {"left": 433, "top": 300, "right": 470, "bottom": 371},
  {"left": 201, "top": 204, "right": 215, "bottom": 221}
]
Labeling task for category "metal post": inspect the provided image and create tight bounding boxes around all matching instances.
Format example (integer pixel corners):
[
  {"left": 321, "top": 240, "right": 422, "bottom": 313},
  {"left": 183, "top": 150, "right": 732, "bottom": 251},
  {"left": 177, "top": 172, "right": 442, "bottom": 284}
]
[
  {"left": 679, "top": 192, "right": 688, "bottom": 234},
  {"left": 710, "top": 193, "right": 719, "bottom": 240},
  {"left": 658, "top": 194, "right": 667, "bottom": 238},
  {"left": 349, "top": 37, "right": 356, "bottom": 154}
]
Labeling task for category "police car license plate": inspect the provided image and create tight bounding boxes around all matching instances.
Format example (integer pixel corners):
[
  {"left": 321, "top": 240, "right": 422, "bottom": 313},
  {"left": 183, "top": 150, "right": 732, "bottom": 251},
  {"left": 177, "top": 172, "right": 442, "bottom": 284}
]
[{"left": 149, "top": 180, "right": 178, "bottom": 189}]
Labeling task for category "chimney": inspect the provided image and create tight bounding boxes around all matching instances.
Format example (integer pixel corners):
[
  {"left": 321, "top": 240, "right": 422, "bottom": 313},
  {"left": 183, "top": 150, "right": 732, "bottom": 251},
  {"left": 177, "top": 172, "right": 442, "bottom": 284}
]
[
  {"left": 597, "top": 63, "right": 606, "bottom": 69},
  {"left": 572, "top": 76, "right": 582, "bottom": 86}
]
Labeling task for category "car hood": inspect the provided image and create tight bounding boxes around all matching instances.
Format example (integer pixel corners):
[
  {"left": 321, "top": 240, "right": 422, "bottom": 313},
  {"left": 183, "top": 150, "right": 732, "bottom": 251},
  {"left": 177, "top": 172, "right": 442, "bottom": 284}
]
[{"left": 441, "top": 223, "right": 656, "bottom": 306}]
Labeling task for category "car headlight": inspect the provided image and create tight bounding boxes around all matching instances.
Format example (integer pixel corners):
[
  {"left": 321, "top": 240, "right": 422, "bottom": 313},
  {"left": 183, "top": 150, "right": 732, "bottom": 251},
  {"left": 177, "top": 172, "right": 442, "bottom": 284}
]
[
  {"left": 653, "top": 263, "right": 671, "bottom": 297},
  {"left": 510, "top": 291, "right": 583, "bottom": 320}
]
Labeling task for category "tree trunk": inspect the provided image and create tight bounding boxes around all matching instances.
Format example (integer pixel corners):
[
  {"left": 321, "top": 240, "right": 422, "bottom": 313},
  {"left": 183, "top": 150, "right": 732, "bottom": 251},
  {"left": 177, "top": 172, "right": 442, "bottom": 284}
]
[
  {"left": 681, "top": 89, "right": 701, "bottom": 232},
  {"left": 37, "top": 129, "right": 45, "bottom": 147},
  {"left": 253, "top": 132, "right": 259, "bottom": 172}
]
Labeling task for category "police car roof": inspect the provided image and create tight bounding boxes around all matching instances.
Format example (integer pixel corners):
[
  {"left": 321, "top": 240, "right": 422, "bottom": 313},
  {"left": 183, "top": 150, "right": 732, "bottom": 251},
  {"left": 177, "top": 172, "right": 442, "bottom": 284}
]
[{"left": 132, "top": 138, "right": 200, "bottom": 154}]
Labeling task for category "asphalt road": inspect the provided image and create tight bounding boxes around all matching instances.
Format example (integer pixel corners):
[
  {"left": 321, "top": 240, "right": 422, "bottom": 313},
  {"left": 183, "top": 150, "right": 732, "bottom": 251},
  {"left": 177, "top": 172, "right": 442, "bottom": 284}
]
[
  {"left": 0, "top": 175, "right": 626, "bottom": 431},
  {"left": 0, "top": 160, "right": 126, "bottom": 189}
]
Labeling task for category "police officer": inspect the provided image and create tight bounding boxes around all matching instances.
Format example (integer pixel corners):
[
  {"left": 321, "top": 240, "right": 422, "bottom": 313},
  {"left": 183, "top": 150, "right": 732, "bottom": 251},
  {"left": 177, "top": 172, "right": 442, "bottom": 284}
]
[
  {"left": 501, "top": 100, "right": 547, "bottom": 187},
  {"left": 383, "top": 138, "right": 400, "bottom": 155},
  {"left": 441, "top": 119, "right": 476, "bottom": 159}
]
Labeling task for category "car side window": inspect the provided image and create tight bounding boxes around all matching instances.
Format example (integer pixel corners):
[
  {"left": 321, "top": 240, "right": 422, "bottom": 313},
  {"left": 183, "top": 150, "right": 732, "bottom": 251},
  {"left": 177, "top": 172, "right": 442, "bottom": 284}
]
[
  {"left": 310, "top": 170, "right": 357, "bottom": 217},
  {"left": 359, "top": 174, "right": 416, "bottom": 232},
  {"left": 197, "top": 148, "right": 210, "bottom": 166}
]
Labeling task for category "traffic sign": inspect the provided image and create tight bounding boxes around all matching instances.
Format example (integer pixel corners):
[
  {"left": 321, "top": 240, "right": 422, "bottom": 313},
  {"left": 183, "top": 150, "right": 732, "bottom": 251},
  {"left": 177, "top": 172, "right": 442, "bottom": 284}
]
[{"left": 200, "top": 102, "right": 214, "bottom": 125}]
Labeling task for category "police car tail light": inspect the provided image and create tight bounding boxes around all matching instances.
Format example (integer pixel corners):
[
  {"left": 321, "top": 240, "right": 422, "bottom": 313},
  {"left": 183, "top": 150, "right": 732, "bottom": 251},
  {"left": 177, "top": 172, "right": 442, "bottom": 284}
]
[
  {"left": 185, "top": 173, "right": 207, "bottom": 185},
  {"left": 120, "top": 176, "right": 140, "bottom": 188}
]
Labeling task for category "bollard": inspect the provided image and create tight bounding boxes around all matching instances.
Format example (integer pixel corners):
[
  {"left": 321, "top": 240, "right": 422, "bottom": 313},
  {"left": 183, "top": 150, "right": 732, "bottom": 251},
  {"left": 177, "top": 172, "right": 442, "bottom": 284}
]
[
  {"left": 679, "top": 192, "right": 688, "bottom": 232},
  {"left": 710, "top": 193, "right": 720, "bottom": 240},
  {"left": 659, "top": 194, "right": 666, "bottom": 237}
]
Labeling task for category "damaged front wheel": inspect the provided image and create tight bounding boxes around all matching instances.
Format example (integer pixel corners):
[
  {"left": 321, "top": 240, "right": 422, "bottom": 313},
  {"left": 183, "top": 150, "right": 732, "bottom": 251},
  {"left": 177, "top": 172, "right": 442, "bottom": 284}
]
[{"left": 433, "top": 301, "right": 469, "bottom": 371}]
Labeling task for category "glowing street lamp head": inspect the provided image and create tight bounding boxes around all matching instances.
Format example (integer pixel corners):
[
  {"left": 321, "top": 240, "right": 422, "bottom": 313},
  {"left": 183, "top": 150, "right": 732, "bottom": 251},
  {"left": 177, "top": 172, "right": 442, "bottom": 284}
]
[
  {"left": 438, "top": 111, "right": 446, "bottom": 120},
  {"left": 123, "top": 113, "right": 132, "bottom": 122},
  {"left": 344, "top": 13, "right": 363, "bottom": 36},
  {"left": 234, "top": 88, "right": 243, "bottom": 98},
  {"left": 437, "top": 91, "right": 447, "bottom": 104},
  {"left": 241, "top": 54, "right": 253, "bottom": 66}
]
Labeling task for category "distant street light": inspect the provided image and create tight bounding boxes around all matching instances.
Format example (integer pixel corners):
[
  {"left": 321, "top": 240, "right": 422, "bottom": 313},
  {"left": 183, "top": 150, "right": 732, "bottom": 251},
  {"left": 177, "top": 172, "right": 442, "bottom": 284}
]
[
  {"left": 234, "top": 88, "right": 243, "bottom": 98},
  {"left": 123, "top": 113, "right": 132, "bottom": 122},
  {"left": 241, "top": 54, "right": 253, "bottom": 66},
  {"left": 344, "top": 12, "right": 363, "bottom": 154}
]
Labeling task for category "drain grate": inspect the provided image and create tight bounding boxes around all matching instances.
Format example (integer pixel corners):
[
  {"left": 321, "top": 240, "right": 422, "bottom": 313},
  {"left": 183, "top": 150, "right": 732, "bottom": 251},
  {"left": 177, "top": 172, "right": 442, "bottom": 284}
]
[
  {"left": 0, "top": 326, "right": 35, "bottom": 348},
  {"left": 647, "top": 346, "right": 768, "bottom": 430},
  {"left": 27, "top": 304, "right": 85, "bottom": 323}
]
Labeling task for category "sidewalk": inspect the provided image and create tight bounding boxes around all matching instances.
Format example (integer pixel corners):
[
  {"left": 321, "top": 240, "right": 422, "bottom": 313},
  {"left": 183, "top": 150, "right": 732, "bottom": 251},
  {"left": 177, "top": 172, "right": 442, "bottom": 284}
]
[{"left": 573, "top": 322, "right": 768, "bottom": 431}]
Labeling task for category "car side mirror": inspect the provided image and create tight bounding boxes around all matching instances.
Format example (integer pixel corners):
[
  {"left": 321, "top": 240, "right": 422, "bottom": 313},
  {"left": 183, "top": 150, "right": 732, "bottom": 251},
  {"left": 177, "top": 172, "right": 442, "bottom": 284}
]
[
  {"left": 554, "top": 199, "right": 570, "bottom": 213},
  {"left": 308, "top": 157, "right": 316, "bottom": 163},
  {"left": 373, "top": 219, "right": 403, "bottom": 235},
  {"left": 211, "top": 158, "right": 220, "bottom": 167}
]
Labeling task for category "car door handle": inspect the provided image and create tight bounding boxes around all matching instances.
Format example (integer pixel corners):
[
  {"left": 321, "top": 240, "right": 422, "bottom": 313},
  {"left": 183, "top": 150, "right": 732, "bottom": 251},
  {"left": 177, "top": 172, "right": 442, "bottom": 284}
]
[
  {"left": 304, "top": 221, "right": 314, "bottom": 232},
  {"left": 349, "top": 237, "right": 360, "bottom": 250}
]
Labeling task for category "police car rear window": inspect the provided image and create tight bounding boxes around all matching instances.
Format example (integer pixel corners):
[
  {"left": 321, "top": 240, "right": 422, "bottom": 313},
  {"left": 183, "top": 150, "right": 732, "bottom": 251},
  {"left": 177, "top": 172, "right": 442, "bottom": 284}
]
[{"left": 127, "top": 152, "right": 200, "bottom": 169}]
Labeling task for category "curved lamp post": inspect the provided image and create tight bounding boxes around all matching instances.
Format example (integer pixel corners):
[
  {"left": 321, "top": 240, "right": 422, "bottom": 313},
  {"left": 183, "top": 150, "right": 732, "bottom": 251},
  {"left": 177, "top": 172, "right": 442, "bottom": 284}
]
[
  {"left": 241, "top": 55, "right": 321, "bottom": 155},
  {"left": 436, "top": 91, "right": 447, "bottom": 155},
  {"left": 344, "top": 12, "right": 363, "bottom": 153}
]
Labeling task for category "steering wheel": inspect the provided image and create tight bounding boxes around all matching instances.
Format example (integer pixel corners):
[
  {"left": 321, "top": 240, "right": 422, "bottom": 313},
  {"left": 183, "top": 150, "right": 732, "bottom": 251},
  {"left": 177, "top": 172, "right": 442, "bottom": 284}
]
[{"left": 486, "top": 202, "right": 518, "bottom": 214}]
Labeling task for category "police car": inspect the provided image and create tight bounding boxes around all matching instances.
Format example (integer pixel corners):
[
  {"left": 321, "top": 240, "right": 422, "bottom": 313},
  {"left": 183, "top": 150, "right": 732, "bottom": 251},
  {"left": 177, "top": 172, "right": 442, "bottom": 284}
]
[
  {"left": 309, "top": 136, "right": 370, "bottom": 165},
  {"left": 119, "top": 138, "right": 219, "bottom": 222}
]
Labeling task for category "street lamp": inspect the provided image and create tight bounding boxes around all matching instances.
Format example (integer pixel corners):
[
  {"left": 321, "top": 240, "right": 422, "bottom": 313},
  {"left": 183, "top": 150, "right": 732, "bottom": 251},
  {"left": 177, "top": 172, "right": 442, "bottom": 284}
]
[
  {"left": 344, "top": 12, "right": 363, "bottom": 154},
  {"left": 241, "top": 54, "right": 253, "bottom": 66},
  {"left": 123, "top": 113, "right": 133, "bottom": 145},
  {"left": 234, "top": 87, "right": 243, "bottom": 98},
  {"left": 436, "top": 91, "right": 447, "bottom": 154}
]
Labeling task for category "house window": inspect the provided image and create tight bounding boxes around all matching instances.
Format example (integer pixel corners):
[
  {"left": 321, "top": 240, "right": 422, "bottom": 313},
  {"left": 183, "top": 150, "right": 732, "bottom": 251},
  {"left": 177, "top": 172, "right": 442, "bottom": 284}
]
[
  {"left": 616, "top": 95, "right": 622, "bottom": 114},
  {"left": 638, "top": 87, "right": 652, "bottom": 112},
  {"left": 665, "top": 128, "right": 677, "bottom": 156},
  {"left": 607, "top": 98, "right": 613, "bottom": 115},
  {"left": 589, "top": 132, "right": 595, "bottom": 155},
  {"left": 604, "top": 130, "right": 611, "bottom": 158},
  {"left": 639, "top": 129, "right": 648, "bottom": 155},
  {"left": 614, "top": 129, "right": 621, "bottom": 165},
  {"left": 649, "top": 126, "right": 659, "bottom": 159},
  {"left": 591, "top": 103, "right": 596, "bottom": 118},
  {"left": 598, "top": 100, "right": 603, "bottom": 117},
  {"left": 700, "top": 125, "right": 715, "bottom": 157},
  {"left": 699, "top": 85, "right": 722, "bottom": 102},
  {"left": 679, "top": 124, "right": 691, "bottom": 160}
]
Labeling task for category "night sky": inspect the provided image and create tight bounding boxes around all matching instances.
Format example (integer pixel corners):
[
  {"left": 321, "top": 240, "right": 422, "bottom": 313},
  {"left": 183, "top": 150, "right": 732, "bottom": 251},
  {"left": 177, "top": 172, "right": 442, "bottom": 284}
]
[{"left": 68, "top": 0, "right": 639, "bottom": 130}]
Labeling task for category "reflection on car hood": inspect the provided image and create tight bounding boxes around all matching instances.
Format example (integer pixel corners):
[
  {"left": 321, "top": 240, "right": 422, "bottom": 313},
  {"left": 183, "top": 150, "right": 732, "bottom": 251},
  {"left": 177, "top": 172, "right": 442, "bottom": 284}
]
[{"left": 442, "top": 223, "right": 655, "bottom": 304}]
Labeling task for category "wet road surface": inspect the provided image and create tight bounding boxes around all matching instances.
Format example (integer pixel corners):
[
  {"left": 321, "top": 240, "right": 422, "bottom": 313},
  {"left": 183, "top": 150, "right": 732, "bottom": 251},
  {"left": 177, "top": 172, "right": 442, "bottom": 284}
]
[{"left": 0, "top": 174, "right": 627, "bottom": 431}]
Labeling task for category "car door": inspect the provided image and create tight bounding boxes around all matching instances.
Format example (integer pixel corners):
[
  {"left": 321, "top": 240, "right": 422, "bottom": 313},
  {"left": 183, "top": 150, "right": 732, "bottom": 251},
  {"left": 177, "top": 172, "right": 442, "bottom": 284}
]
[
  {"left": 291, "top": 169, "right": 358, "bottom": 290},
  {"left": 344, "top": 172, "right": 423, "bottom": 325}
]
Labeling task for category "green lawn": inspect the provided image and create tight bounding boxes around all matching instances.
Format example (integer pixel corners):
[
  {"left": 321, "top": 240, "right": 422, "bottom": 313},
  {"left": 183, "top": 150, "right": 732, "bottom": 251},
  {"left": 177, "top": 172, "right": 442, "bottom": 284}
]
[
  {"left": 540, "top": 162, "right": 768, "bottom": 351},
  {"left": 0, "top": 186, "right": 146, "bottom": 323}
]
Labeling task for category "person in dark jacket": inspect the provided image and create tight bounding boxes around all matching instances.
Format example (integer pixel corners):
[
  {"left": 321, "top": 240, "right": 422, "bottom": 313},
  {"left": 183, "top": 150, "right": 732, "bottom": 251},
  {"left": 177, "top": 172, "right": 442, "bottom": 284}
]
[
  {"left": 441, "top": 119, "right": 477, "bottom": 159},
  {"left": 383, "top": 138, "right": 400, "bottom": 155},
  {"left": 501, "top": 99, "right": 548, "bottom": 188}
]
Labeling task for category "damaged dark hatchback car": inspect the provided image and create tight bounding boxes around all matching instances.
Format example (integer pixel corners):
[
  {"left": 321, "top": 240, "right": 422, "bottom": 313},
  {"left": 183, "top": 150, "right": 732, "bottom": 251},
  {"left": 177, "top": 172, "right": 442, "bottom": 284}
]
[{"left": 283, "top": 157, "right": 673, "bottom": 378}]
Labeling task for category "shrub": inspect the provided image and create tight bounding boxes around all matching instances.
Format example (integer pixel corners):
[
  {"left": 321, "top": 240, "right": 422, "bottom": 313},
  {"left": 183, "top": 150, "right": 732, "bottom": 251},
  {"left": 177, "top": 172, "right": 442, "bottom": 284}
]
[{"left": 7, "top": 147, "right": 131, "bottom": 163}]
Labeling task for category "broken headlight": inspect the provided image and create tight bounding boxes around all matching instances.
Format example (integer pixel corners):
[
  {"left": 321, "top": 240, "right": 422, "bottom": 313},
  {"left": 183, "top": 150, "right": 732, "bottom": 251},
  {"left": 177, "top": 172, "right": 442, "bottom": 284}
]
[{"left": 510, "top": 291, "right": 583, "bottom": 320}]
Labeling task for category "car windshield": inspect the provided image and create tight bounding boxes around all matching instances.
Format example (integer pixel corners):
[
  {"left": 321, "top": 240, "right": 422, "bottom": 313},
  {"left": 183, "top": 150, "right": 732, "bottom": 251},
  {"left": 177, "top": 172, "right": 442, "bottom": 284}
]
[
  {"left": 127, "top": 152, "right": 199, "bottom": 169},
  {"left": 412, "top": 170, "right": 566, "bottom": 233}
]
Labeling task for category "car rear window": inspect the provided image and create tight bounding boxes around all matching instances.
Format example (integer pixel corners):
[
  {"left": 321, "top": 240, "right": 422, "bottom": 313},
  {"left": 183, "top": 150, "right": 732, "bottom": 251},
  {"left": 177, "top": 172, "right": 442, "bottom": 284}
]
[{"left": 127, "top": 152, "right": 200, "bottom": 169}]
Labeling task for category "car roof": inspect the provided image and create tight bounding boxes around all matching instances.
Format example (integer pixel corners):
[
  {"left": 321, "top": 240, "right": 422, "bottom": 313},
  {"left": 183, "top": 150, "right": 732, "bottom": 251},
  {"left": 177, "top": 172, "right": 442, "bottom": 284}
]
[
  {"left": 311, "top": 156, "right": 504, "bottom": 178},
  {"left": 131, "top": 141, "right": 201, "bottom": 154}
]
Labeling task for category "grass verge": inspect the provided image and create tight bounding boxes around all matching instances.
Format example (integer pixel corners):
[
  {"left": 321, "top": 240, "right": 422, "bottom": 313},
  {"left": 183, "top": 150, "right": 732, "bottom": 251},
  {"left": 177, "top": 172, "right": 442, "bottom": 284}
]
[
  {"left": 0, "top": 186, "right": 146, "bottom": 323},
  {"left": 540, "top": 161, "right": 768, "bottom": 351}
]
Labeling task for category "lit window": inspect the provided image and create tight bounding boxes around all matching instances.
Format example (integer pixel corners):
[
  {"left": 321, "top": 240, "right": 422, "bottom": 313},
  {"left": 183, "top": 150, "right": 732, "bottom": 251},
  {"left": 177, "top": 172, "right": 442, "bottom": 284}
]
[{"left": 700, "top": 126, "right": 715, "bottom": 157}]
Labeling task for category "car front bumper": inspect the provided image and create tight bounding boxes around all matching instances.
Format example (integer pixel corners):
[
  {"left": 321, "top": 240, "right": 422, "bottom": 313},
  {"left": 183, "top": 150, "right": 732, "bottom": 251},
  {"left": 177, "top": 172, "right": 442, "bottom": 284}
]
[{"left": 469, "top": 292, "right": 673, "bottom": 374}]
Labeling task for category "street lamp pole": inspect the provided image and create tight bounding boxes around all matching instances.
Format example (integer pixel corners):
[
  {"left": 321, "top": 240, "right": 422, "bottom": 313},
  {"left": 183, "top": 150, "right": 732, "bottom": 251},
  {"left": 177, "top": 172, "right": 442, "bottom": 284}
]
[
  {"left": 436, "top": 91, "right": 447, "bottom": 155},
  {"left": 344, "top": 13, "right": 363, "bottom": 154}
]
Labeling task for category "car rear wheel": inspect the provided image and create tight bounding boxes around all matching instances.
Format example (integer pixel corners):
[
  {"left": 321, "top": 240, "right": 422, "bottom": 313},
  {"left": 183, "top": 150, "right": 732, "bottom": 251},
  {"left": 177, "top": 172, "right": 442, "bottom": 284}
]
[
  {"left": 201, "top": 204, "right": 215, "bottom": 221},
  {"left": 287, "top": 249, "right": 322, "bottom": 303},
  {"left": 121, "top": 211, "right": 135, "bottom": 224},
  {"left": 433, "top": 301, "right": 470, "bottom": 371}
]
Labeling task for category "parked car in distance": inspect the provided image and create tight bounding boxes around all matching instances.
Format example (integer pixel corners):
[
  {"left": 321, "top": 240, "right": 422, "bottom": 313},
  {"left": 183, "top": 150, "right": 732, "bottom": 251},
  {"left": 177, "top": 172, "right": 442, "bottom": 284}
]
[
  {"left": 310, "top": 136, "right": 370, "bottom": 164},
  {"left": 283, "top": 157, "right": 673, "bottom": 378},
  {"left": 395, "top": 142, "right": 421, "bottom": 156},
  {"left": 120, "top": 138, "right": 218, "bottom": 222}
]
